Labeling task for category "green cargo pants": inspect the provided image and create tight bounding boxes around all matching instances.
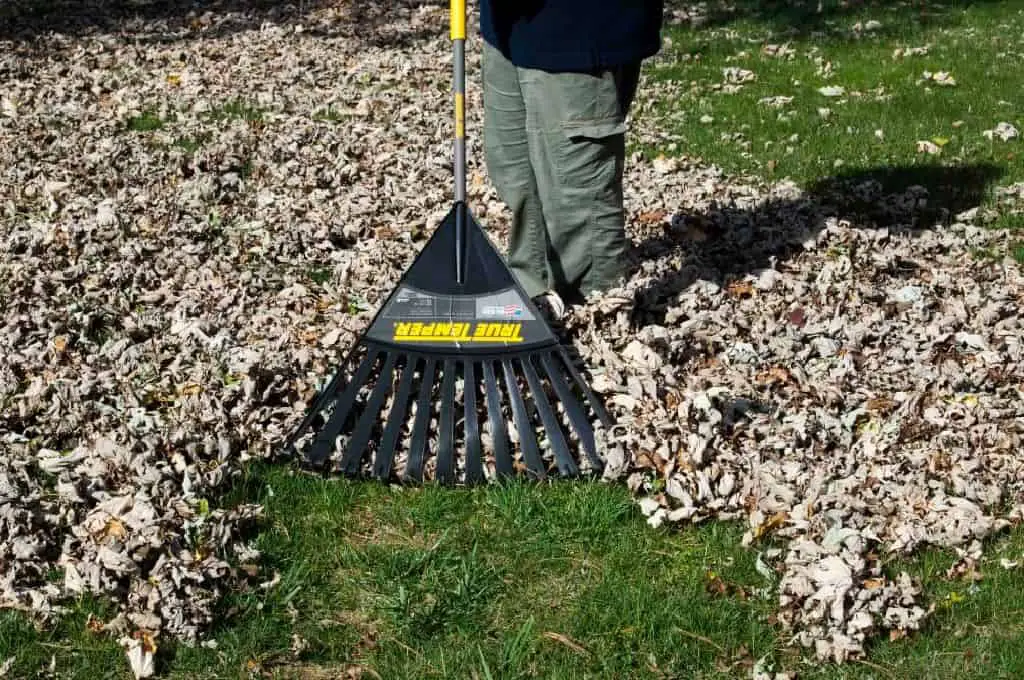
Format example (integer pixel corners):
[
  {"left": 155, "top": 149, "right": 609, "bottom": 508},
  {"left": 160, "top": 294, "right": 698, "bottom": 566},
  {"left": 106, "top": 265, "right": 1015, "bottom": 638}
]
[{"left": 481, "top": 41, "right": 641, "bottom": 301}]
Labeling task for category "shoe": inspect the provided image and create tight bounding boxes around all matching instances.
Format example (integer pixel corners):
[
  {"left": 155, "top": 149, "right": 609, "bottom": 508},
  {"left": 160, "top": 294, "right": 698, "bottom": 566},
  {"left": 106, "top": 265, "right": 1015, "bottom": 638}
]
[{"left": 532, "top": 290, "right": 566, "bottom": 323}]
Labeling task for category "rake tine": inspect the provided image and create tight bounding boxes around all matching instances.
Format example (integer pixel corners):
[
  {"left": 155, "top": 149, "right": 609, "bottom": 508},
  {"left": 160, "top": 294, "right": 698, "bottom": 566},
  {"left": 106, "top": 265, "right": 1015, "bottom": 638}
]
[
  {"left": 283, "top": 339, "right": 364, "bottom": 454},
  {"left": 521, "top": 355, "right": 578, "bottom": 477},
  {"left": 339, "top": 351, "right": 398, "bottom": 477},
  {"left": 483, "top": 361, "right": 513, "bottom": 479},
  {"left": 374, "top": 355, "right": 417, "bottom": 481},
  {"left": 436, "top": 359, "right": 457, "bottom": 485},
  {"left": 501, "top": 358, "right": 545, "bottom": 480},
  {"left": 284, "top": 367, "right": 345, "bottom": 453},
  {"left": 556, "top": 347, "right": 614, "bottom": 428},
  {"left": 404, "top": 357, "right": 437, "bottom": 484},
  {"left": 539, "top": 351, "right": 603, "bottom": 470},
  {"left": 463, "top": 360, "right": 484, "bottom": 484},
  {"left": 307, "top": 348, "right": 381, "bottom": 467}
]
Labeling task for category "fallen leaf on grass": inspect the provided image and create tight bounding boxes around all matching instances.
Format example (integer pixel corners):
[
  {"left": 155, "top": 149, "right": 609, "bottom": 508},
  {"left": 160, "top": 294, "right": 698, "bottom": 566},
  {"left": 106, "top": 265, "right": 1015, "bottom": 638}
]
[
  {"left": 706, "top": 570, "right": 751, "bottom": 600},
  {"left": 761, "top": 43, "right": 796, "bottom": 59},
  {"left": 86, "top": 614, "right": 105, "bottom": 634},
  {"left": 893, "top": 46, "right": 930, "bottom": 59},
  {"left": 543, "top": 632, "right": 590, "bottom": 656},
  {"left": 121, "top": 633, "right": 157, "bottom": 679},
  {"left": 722, "top": 67, "right": 756, "bottom": 84},
  {"left": 920, "top": 70, "right": 957, "bottom": 87},
  {"left": 983, "top": 122, "right": 1020, "bottom": 141},
  {"left": 759, "top": 96, "right": 794, "bottom": 108},
  {"left": 947, "top": 557, "right": 983, "bottom": 582},
  {"left": 291, "top": 633, "right": 309, "bottom": 657},
  {"left": 674, "top": 628, "right": 726, "bottom": 653}
]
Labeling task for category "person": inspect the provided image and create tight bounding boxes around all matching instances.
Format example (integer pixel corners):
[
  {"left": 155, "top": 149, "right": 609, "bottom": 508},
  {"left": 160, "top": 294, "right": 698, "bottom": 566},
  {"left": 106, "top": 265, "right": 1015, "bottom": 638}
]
[{"left": 479, "top": 0, "right": 664, "bottom": 319}]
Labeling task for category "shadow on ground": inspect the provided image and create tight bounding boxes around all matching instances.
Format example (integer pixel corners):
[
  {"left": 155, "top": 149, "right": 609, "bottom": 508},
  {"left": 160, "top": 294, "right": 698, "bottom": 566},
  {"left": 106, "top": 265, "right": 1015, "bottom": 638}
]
[{"left": 624, "top": 161, "right": 1006, "bottom": 325}]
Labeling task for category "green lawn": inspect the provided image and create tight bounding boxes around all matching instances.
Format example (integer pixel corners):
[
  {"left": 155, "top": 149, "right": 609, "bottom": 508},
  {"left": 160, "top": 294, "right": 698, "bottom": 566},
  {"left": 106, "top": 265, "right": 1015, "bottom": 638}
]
[
  {"left": 3, "top": 463, "right": 1023, "bottom": 679},
  {"left": 640, "top": 0, "right": 1024, "bottom": 254}
]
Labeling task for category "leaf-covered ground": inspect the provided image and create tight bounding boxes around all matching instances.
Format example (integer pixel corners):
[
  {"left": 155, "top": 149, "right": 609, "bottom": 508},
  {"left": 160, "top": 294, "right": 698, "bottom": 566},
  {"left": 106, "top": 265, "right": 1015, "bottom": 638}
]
[{"left": 1, "top": 0, "right": 1023, "bottom": 678}]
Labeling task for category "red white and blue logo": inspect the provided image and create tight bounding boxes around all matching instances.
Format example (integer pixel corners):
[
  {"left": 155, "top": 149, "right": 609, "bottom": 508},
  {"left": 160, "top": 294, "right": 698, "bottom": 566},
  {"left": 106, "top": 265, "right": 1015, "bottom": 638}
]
[{"left": 481, "top": 304, "right": 524, "bottom": 318}]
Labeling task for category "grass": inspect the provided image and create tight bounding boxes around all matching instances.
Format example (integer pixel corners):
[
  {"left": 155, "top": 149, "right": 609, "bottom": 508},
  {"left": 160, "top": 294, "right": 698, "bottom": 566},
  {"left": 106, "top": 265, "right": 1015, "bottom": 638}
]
[
  {"left": 2, "top": 462, "right": 1024, "bottom": 678},
  {"left": 206, "top": 98, "right": 266, "bottom": 124},
  {"left": 173, "top": 132, "right": 213, "bottom": 155},
  {"left": 0, "top": 464, "right": 779, "bottom": 679},
  {"left": 126, "top": 110, "right": 165, "bottom": 132},
  {"left": 642, "top": 0, "right": 1024, "bottom": 257},
  {"left": 307, "top": 267, "right": 333, "bottom": 286},
  {"left": 312, "top": 105, "right": 350, "bottom": 123}
]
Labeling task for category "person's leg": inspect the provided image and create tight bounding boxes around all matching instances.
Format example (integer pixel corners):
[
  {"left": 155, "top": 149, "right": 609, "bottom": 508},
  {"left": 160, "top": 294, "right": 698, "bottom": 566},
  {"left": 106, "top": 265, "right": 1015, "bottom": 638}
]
[
  {"left": 481, "top": 41, "right": 551, "bottom": 299},
  {"left": 519, "top": 61, "right": 643, "bottom": 300}
]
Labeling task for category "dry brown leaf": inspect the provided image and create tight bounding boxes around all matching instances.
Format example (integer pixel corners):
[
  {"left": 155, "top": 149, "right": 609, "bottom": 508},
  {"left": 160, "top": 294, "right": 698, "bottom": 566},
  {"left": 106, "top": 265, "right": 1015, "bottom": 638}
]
[
  {"left": 753, "top": 512, "right": 789, "bottom": 540},
  {"left": 866, "top": 397, "right": 896, "bottom": 414},
  {"left": 755, "top": 366, "right": 794, "bottom": 387},
  {"left": 542, "top": 632, "right": 590, "bottom": 656},
  {"left": 636, "top": 209, "right": 669, "bottom": 226},
  {"left": 177, "top": 383, "right": 202, "bottom": 396},
  {"left": 104, "top": 519, "right": 128, "bottom": 541},
  {"left": 726, "top": 280, "right": 755, "bottom": 298}
]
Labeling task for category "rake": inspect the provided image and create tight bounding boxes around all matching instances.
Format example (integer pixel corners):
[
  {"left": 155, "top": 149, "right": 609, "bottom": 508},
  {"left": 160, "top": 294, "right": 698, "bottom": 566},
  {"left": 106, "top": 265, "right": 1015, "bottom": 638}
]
[{"left": 282, "top": 0, "right": 614, "bottom": 484}]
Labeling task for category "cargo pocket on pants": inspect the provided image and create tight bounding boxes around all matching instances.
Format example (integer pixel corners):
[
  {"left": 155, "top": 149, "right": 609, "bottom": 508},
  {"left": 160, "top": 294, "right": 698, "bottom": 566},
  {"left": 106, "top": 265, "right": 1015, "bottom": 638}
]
[
  {"left": 555, "top": 115, "right": 625, "bottom": 203},
  {"left": 552, "top": 68, "right": 628, "bottom": 188},
  {"left": 562, "top": 118, "right": 627, "bottom": 142}
]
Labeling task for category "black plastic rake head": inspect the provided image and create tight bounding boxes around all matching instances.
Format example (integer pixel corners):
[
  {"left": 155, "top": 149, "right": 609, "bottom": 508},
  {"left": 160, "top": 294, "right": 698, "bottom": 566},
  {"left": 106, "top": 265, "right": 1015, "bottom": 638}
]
[{"left": 283, "top": 203, "right": 615, "bottom": 485}]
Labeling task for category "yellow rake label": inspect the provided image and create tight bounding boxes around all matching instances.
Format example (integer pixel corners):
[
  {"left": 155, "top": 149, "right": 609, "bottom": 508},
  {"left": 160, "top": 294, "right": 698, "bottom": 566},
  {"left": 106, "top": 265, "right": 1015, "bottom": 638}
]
[{"left": 393, "top": 321, "right": 523, "bottom": 343}]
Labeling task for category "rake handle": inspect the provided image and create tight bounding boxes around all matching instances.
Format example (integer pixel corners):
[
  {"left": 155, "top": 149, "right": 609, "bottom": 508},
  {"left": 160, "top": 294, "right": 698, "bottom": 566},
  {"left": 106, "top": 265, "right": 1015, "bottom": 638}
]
[{"left": 451, "top": 0, "right": 467, "bottom": 284}]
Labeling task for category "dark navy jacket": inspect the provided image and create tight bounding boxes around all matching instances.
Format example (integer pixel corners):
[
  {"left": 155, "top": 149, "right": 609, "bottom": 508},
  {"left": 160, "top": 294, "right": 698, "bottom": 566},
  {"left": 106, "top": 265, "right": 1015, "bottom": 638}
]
[{"left": 479, "top": 0, "right": 664, "bottom": 72}]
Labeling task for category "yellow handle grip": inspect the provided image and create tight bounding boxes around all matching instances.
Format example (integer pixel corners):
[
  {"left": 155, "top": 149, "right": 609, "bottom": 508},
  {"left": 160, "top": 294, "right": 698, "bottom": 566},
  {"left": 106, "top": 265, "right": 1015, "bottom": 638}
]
[{"left": 450, "top": 0, "right": 466, "bottom": 40}]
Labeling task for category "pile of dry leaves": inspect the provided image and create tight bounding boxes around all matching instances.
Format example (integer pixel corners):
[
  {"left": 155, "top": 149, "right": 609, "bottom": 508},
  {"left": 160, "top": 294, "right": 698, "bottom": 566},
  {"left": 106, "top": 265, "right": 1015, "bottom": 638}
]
[{"left": 1, "top": 1, "right": 1022, "bottom": 677}]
